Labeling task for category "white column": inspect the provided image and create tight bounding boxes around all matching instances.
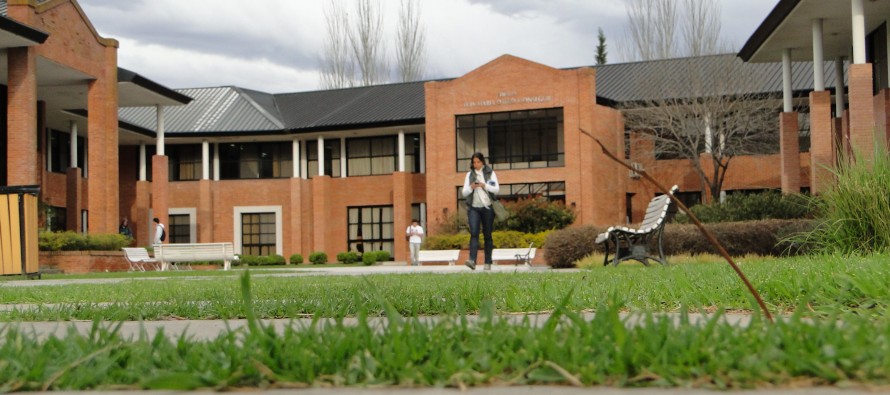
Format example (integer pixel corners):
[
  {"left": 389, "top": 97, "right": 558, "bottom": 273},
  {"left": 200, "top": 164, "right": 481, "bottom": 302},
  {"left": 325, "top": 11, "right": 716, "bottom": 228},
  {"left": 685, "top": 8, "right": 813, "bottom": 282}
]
[
  {"left": 138, "top": 142, "right": 146, "bottom": 181},
  {"left": 156, "top": 105, "right": 165, "bottom": 156},
  {"left": 69, "top": 121, "right": 78, "bottom": 168},
  {"left": 812, "top": 19, "right": 825, "bottom": 92},
  {"left": 782, "top": 48, "right": 794, "bottom": 112},
  {"left": 835, "top": 57, "right": 846, "bottom": 116},
  {"left": 398, "top": 130, "right": 406, "bottom": 172},
  {"left": 419, "top": 132, "right": 425, "bottom": 173},
  {"left": 292, "top": 138, "right": 300, "bottom": 178},
  {"left": 317, "top": 136, "right": 325, "bottom": 177},
  {"left": 340, "top": 137, "right": 346, "bottom": 178},
  {"left": 213, "top": 143, "right": 220, "bottom": 181},
  {"left": 300, "top": 140, "right": 307, "bottom": 179},
  {"left": 202, "top": 140, "right": 210, "bottom": 180},
  {"left": 852, "top": 0, "right": 866, "bottom": 64}
]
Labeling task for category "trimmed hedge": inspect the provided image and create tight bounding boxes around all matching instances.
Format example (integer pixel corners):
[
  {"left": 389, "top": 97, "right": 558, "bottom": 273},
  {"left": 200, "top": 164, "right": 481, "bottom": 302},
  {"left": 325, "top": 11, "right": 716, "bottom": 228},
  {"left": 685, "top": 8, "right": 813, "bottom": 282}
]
[
  {"left": 39, "top": 231, "right": 131, "bottom": 251},
  {"left": 336, "top": 251, "right": 361, "bottom": 264},
  {"left": 308, "top": 252, "right": 328, "bottom": 265},
  {"left": 238, "top": 254, "right": 286, "bottom": 266},
  {"left": 543, "top": 219, "right": 815, "bottom": 268},
  {"left": 289, "top": 253, "right": 303, "bottom": 264},
  {"left": 424, "top": 230, "right": 550, "bottom": 250},
  {"left": 675, "top": 190, "right": 815, "bottom": 223}
]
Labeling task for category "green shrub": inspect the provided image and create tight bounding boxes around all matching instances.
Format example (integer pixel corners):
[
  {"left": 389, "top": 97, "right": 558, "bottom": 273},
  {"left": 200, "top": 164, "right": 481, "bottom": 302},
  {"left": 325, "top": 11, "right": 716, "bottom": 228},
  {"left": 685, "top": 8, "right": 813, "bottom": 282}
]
[
  {"left": 424, "top": 230, "right": 550, "bottom": 250},
  {"left": 674, "top": 190, "right": 814, "bottom": 224},
  {"left": 309, "top": 252, "right": 327, "bottom": 265},
  {"left": 662, "top": 219, "right": 815, "bottom": 257},
  {"left": 502, "top": 197, "right": 575, "bottom": 233},
  {"left": 289, "top": 253, "right": 303, "bottom": 264},
  {"left": 800, "top": 149, "right": 890, "bottom": 254},
  {"left": 267, "top": 254, "right": 286, "bottom": 265},
  {"left": 336, "top": 251, "right": 361, "bottom": 264},
  {"left": 543, "top": 225, "right": 604, "bottom": 268},
  {"left": 373, "top": 250, "right": 391, "bottom": 262},
  {"left": 38, "top": 231, "right": 130, "bottom": 251},
  {"left": 362, "top": 252, "right": 377, "bottom": 266}
]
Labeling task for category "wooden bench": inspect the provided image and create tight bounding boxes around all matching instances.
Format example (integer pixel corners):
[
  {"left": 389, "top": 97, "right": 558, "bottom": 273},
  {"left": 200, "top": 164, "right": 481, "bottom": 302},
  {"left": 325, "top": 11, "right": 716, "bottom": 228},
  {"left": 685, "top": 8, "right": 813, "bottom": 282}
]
[
  {"left": 122, "top": 247, "right": 159, "bottom": 271},
  {"left": 154, "top": 242, "right": 237, "bottom": 271},
  {"left": 595, "top": 185, "right": 678, "bottom": 267},
  {"left": 417, "top": 250, "right": 460, "bottom": 266},
  {"left": 491, "top": 243, "right": 536, "bottom": 266}
]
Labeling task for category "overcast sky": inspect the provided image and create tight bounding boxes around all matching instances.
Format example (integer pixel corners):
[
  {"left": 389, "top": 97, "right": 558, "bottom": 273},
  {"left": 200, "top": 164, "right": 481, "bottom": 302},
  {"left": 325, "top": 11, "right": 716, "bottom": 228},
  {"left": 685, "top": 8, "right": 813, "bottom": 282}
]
[{"left": 77, "top": 0, "right": 779, "bottom": 94}]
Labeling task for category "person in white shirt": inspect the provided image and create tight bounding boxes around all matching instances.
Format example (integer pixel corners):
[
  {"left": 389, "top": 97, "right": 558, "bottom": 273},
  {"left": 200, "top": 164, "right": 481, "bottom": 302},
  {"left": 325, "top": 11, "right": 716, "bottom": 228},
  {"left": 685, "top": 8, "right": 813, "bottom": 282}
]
[
  {"left": 153, "top": 217, "right": 165, "bottom": 245},
  {"left": 461, "top": 152, "right": 499, "bottom": 271},
  {"left": 406, "top": 219, "right": 424, "bottom": 266}
]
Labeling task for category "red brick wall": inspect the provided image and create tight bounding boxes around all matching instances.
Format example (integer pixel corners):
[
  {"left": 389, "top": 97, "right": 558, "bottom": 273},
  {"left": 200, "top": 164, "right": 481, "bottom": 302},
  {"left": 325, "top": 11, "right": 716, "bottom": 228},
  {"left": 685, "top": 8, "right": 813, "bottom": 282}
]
[
  {"left": 809, "top": 91, "right": 834, "bottom": 194},
  {"left": 423, "top": 55, "right": 624, "bottom": 234},
  {"left": 779, "top": 112, "right": 801, "bottom": 193},
  {"left": 849, "top": 64, "right": 878, "bottom": 159},
  {"left": 39, "top": 251, "right": 129, "bottom": 273}
]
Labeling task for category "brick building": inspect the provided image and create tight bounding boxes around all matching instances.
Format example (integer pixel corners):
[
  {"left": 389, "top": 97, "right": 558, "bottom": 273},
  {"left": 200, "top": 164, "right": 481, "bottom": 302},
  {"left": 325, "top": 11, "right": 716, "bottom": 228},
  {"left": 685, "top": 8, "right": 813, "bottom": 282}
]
[{"left": 3, "top": 0, "right": 888, "bottom": 263}]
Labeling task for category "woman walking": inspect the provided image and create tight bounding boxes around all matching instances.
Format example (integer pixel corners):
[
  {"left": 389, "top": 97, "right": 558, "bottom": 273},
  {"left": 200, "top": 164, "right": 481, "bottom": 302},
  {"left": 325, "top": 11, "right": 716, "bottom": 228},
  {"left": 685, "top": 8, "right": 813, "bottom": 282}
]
[{"left": 461, "top": 152, "right": 499, "bottom": 271}]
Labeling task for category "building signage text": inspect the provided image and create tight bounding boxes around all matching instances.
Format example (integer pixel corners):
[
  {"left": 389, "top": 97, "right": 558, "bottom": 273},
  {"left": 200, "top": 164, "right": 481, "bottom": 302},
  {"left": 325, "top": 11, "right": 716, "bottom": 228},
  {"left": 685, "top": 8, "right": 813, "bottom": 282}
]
[{"left": 463, "top": 90, "right": 552, "bottom": 108}]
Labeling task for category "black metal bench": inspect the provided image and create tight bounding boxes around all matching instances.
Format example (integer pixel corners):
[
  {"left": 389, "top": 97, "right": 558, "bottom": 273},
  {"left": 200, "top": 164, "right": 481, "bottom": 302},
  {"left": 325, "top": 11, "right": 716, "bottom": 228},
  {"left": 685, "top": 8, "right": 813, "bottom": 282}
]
[{"left": 595, "top": 185, "right": 678, "bottom": 266}]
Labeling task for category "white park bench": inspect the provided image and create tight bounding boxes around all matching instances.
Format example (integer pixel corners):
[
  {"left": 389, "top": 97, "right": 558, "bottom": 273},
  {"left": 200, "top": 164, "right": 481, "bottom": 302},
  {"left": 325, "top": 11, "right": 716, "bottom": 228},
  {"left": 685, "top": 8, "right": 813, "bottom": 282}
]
[
  {"left": 595, "top": 185, "right": 678, "bottom": 267},
  {"left": 417, "top": 249, "right": 461, "bottom": 266},
  {"left": 154, "top": 242, "right": 237, "bottom": 271},
  {"left": 122, "top": 247, "right": 159, "bottom": 271},
  {"left": 491, "top": 243, "right": 536, "bottom": 266}
]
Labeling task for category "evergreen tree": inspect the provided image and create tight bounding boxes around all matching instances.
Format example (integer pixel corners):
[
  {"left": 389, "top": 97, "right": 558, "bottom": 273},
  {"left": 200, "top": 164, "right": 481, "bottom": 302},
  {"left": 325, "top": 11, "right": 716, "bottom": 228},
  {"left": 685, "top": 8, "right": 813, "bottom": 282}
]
[{"left": 595, "top": 27, "right": 608, "bottom": 65}]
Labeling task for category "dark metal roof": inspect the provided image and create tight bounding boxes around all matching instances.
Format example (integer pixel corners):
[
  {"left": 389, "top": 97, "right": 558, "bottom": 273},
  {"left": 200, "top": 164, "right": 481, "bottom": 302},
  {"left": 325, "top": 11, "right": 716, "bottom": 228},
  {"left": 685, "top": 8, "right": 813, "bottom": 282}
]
[
  {"left": 273, "top": 81, "right": 426, "bottom": 132},
  {"left": 117, "top": 55, "right": 845, "bottom": 137},
  {"left": 119, "top": 86, "right": 284, "bottom": 134},
  {"left": 738, "top": 0, "right": 800, "bottom": 62},
  {"left": 590, "top": 53, "right": 842, "bottom": 103}
]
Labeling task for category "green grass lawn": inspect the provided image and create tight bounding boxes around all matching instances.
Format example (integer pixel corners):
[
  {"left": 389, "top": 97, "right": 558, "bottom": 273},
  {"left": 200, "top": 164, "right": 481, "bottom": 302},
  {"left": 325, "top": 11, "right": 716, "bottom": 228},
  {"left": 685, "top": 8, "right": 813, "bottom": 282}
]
[{"left": 1, "top": 254, "right": 888, "bottom": 391}]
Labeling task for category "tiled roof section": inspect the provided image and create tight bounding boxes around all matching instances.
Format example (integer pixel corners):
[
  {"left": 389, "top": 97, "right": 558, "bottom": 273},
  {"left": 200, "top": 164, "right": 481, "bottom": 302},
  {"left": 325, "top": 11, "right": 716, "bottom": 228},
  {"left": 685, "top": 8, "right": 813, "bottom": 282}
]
[
  {"left": 118, "top": 86, "right": 283, "bottom": 134},
  {"left": 274, "top": 81, "right": 426, "bottom": 131},
  {"left": 0, "top": 1, "right": 6, "bottom": 16},
  {"left": 591, "top": 53, "right": 842, "bottom": 103}
]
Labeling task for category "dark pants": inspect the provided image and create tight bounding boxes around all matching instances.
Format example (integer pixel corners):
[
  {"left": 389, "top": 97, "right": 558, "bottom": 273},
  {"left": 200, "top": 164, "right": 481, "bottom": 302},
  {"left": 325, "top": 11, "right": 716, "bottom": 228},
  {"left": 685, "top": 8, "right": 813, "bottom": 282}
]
[{"left": 468, "top": 205, "right": 494, "bottom": 264}]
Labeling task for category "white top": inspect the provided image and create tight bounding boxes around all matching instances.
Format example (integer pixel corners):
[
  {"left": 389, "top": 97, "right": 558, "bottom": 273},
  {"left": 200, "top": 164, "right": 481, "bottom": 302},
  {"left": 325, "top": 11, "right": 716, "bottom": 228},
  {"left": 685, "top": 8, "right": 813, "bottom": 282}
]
[
  {"left": 154, "top": 223, "right": 165, "bottom": 245},
  {"left": 406, "top": 224, "right": 424, "bottom": 244},
  {"left": 461, "top": 168, "right": 500, "bottom": 208}
]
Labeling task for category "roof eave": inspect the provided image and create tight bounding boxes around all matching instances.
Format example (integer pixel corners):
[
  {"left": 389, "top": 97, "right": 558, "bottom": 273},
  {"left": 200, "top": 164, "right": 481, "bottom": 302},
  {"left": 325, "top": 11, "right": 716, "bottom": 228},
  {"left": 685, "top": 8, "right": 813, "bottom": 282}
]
[{"left": 738, "top": 0, "right": 802, "bottom": 62}]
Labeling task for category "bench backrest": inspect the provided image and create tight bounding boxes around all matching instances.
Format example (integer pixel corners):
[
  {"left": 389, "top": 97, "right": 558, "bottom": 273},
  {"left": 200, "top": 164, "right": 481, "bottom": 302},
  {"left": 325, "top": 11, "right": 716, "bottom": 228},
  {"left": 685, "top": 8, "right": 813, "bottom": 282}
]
[
  {"left": 491, "top": 248, "right": 537, "bottom": 260},
  {"left": 122, "top": 247, "right": 153, "bottom": 262},
  {"left": 417, "top": 250, "right": 460, "bottom": 262},
  {"left": 639, "top": 185, "right": 679, "bottom": 232},
  {"left": 156, "top": 243, "right": 235, "bottom": 262}
]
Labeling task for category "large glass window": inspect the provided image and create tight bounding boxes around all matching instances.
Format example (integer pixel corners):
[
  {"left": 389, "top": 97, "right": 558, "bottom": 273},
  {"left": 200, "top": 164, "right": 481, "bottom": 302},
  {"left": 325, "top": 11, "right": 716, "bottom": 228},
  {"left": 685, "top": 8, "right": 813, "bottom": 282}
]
[
  {"left": 455, "top": 181, "right": 565, "bottom": 219},
  {"left": 43, "top": 205, "right": 66, "bottom": 232},
  {"left": 347, "top": 206, "right": 393, "bottom": 255},
  {"left": 219, "top": 142, "right": 292, "bottom": 180},
  {"left": 456, "top": 108, "right": 564, "bottom": 171},
  {"left": 241, "top": 212, "right": 276, "bottom": 256},
  {"left": 168, "top": 144, "right": 203, "bottom": 181},
  {"left": 47, "top": 129, "right": 86, "bottom": 174},
  {"left": 346, "top": 134, "right": 420, "bottom": 176},
  {"left": 307, "top": 139, "right": 341, "bottom": 178},
  {"left": 168, "top": 214, "right": 191, "bottom": 244}
]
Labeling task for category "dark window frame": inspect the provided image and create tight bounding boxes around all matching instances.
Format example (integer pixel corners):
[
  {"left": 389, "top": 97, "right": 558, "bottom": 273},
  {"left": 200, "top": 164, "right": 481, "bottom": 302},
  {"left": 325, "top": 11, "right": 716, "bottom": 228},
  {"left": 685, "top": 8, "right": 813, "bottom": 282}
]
[
  {"left": 241, "top": 212, "right": 276, "bottom": 256},
  {"left": 455, "top": 108, "right": 564, "bottom": 171},
  {"left": 347, "top": 205, "right": 394, "bottom": 256}
]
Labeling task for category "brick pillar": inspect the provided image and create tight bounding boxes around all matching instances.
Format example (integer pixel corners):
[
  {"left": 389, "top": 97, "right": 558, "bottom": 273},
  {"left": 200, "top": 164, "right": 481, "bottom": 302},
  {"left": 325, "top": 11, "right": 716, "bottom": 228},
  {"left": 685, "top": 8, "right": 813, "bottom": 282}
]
[
  {"left": 848, "top": 64, "right": 878, "bottom": 160},
  {"left": 198, "top": 179, "right": 212, "bottom": 243},
  {"left": 66, "top": 168, "right": 83, "bottom": 231},
  {"left": 311, "top": 176, "right": 329, "bottom": 255},
  {"left": 134, "top": 180, "right": 151, "bottom": 246},
  {"left": 86, "top": 62, "right": 119, "bottom": 233},
  {"left": 628, "top": 131, "right": 656, "bottom": 223},
  {"left": 392, "top": 172, "right": 412, "bottom": 263},
  {"left": 779, "top": 112, "right": 800, "bottom": 194},
  {"left": 288, "top": 177, "right": 304, "bottom": 260},
  {"left": 150, "top": 155, "right": 168, "bottom": 243},
  {"left": 7, "top": 47, "right": 37, "bottom": 186},
  {"left": 877, "top": 88, "right": 890, "bottom": 152},
  {"left": 809, "top": 91, "right": 834, "bottom": 194}
]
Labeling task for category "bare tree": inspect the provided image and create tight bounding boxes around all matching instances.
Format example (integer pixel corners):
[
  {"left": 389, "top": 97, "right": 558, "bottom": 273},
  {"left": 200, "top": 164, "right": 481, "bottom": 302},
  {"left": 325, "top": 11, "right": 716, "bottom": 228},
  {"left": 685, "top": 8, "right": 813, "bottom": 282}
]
[
  {"left": 624, "top": 0, "right": 726, "bottom": 61},
  {"left": 349, "top": 0, "right": 387, "bottom": 86},
  {"left": 595, "top": 27, "right": 607, "bottom": 65},
  {"left": 682, "top": 0, "right": 727, "bottom": 56},
  {"left": 624, "top": 0, "right": 677, "bottom": 61},
  {"left": 621, "top": 56, "right": 782, "bottom": 202},
  {"left": 395, "top": 0, "right": 426, "bottom": 82},
  {"left": 320, "top": 0, "right": 356, "bottom": 89}
]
